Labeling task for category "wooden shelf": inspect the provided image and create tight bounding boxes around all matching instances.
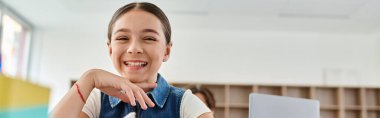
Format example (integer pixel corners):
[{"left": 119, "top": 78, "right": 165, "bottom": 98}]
[
  {"left": 344, "top": 88, "right": 360, "bottom": 106},
  {"left": 367, "top": 110, "right": 380, "bottom": 118},
  {"left": 321, "top": 109, "right": 339, "bottom": 118},
  {"left": 367, "top": 106, "right": 380, "bottom": 110},
  {"left": 229, "top": 103, "right": 249, "bottom": 108},
  {"left": 257, "top": 86, "right": 282, "bottom": 95},
  {"left": 229, "top": 85, "right": 251, "bottom": 105},
  {"left": 321, "top": 105, "right": 340, "bottom": 110},
  {"left": 203, "top": 84, "right": 227, "bottom": 104},
  {"left": 345, "top": 105, "right": 362, "bottom": 110},
  {"left": 172, "top": 83, "right": 380, "bottom": 118},
  {"left": 366, "top": 88, "right": 380, "bottom": 107},
  {"left": 345, "top": 110, "right": 360, "bottom": 118},
  {"left": 215, "top": 103, "right": 226, "bottom": 108},
  {"left": 214, "top": 108, "right": 225, "bottom": 118},
  {"left": 228, "top": 108, "right": 248, "bottom": 118},
  {"left": 285, "top": 86, "right": 310, "bottom": 99},
  {"left": 315, "top": 87, "right": 338, "bottom": 106}
]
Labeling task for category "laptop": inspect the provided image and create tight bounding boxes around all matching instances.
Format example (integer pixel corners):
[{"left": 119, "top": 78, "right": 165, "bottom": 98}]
[{"left": 249, "top": 93, "right": 319, "bottom": 118}]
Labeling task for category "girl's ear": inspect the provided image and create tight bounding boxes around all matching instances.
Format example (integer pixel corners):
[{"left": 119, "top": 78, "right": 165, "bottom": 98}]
[
  {"left": 163, "top": 42, "right": 172, "bottom": 62},
  {"left": 107, "top": 42, "right": 112, "bottom": 56}
]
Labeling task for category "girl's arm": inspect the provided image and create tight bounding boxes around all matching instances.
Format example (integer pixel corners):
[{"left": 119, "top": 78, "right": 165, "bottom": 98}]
[
  {"left": 50, "top": 69, "right": 156, "bottom": 118},
  {"left": 50, "top": 70, "right": 94, "bottom": 118},
  {"left": 199, "top": 112, "right": 214, "bottom": 118}
]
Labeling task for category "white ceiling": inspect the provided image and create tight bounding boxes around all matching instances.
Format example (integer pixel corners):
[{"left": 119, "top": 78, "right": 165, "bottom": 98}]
[{"left": 2, "top": 0, "right": 380, "bottom": 34}]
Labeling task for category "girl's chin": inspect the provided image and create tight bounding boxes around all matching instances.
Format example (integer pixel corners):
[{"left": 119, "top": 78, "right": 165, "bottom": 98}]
[
  {"left": 129, "top": 78, "right": 147, "bottom": 83},
  {"left": 121, "top": 74, "right": 148, "bottom": 83}
]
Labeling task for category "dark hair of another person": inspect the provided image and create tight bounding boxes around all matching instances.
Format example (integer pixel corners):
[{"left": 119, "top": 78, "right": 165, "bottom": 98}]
[
  {"left": 190, "top": 86, "right": 216, "bottom": 110},
  {"left": 107, "top": 2, "right": 171, "bottom": 44}
]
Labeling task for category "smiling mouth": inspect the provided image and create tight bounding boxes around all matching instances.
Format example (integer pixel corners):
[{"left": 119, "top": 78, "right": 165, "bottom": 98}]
[{"left": 124, "top": 61, "right": 148, "bottom": 67}]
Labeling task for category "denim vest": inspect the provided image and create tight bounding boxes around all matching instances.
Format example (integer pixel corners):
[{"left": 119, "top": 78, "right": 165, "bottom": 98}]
[{"left": 99, "top": 74, "right": 185, "bottom": 118}]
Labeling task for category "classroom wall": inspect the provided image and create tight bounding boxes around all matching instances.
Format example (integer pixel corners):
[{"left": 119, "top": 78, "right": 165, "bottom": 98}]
[
  {"left": 28, "top": 26, "right": 380, "bottom": 110},
  {"left": 167, "top": 29, "right": 380, "bottom": 85}
]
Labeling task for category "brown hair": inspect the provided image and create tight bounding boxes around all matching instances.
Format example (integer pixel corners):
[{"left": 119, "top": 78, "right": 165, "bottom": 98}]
[
  {"left": 190, "top": 86, "right": 216, "bottom": 110},
  {"left": 107, "top": 2, "right": 171, "bottom": 44}
]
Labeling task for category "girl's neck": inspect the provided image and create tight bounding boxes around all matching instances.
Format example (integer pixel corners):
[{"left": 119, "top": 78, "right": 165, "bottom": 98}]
[
  {"left": 146, "top": 76, "right": 157, "bottom": 83},
  {"left": 137, "top": 74, "right": 158, "bottom": 83}
]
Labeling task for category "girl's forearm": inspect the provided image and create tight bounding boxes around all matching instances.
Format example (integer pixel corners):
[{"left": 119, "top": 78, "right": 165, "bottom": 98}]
[{"left": 50, "top": 70, "right": 96, "bottom": 118}]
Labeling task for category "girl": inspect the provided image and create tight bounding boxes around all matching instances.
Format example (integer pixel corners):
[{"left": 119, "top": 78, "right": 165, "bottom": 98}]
[
  {"left": 190, "top": 86, "right": 216, "bottom": 112},
  {"left": 51, "top": 2, "right": 213, "bottom": 118}
]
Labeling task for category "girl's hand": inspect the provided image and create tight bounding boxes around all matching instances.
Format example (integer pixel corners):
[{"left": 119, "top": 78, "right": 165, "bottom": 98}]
[
  {"left": 90, "top": 69, "right": 157, "bottom": 110},
  {"left": 51, "top": 69, "right": 157, "bottom": 118}
]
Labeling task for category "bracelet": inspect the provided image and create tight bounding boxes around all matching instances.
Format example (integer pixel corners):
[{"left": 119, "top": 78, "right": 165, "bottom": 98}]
[{"left": 75, "top": 83, "right": 86, "bottom": 103}]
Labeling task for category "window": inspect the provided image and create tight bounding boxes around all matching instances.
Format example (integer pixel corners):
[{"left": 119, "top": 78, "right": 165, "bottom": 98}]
[{"left": 0, "top": 3, "right": 32, "bottom": 79}]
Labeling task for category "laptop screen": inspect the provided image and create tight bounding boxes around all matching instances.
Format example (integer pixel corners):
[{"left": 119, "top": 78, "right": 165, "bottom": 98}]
[{"left": 249, "top": 93, "right": 319, "bottom": 118}]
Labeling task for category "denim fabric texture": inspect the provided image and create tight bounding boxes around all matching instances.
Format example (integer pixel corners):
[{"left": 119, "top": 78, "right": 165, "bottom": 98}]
[{"left": 99, "top": 74, "right": 185, "bottom": 118}]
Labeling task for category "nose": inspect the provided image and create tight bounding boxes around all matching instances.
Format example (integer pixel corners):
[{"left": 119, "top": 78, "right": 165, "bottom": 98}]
[{"left": 127, "top": 40, "right": 143, "bottom": 54}]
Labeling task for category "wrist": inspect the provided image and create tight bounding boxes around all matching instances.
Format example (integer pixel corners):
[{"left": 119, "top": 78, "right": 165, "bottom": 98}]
[{"left": 76, "top": 69, "right": 98, "bottom": 101}]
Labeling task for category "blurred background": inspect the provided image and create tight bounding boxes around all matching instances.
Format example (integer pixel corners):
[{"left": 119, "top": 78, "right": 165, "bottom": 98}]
[{"left": 0, "top": 0, "right": 379, "bottom": 117}]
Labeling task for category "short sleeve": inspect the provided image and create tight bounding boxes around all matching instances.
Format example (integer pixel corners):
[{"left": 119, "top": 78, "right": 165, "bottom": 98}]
[
  {"left": 82, "top": 89, "right": 101, "bottom": 118},
  {"left": 180, "top": 89, "right": 212, "bottom": 118}
]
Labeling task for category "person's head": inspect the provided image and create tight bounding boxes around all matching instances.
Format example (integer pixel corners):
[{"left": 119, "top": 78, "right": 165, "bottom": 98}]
[
  {"left": 190, "top": 86, "right": 216, "bottom": 111},
  {"left": 107, "top": 2, "right": 172, "bottom": 83}
]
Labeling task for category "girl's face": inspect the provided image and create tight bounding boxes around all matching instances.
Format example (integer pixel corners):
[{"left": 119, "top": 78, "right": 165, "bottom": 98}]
[{"left": 109, "top": 10, "right": 171, "bottom": 83}]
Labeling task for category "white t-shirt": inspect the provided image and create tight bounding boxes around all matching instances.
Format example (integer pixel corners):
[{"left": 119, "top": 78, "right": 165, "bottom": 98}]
[{"left": 82, "top": 89, "right": 211, "bottom": 118}]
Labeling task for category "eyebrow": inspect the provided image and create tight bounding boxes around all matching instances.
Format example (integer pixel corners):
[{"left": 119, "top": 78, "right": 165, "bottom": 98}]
[
  {"left": 113, "top": 28, "right": 131, "bottom": 34},
  {"left": 142, "top": 29, "right": 160, "bottom": 35},
  {"left": 113, "top": 28, "right": 160, "bottom": 35}
]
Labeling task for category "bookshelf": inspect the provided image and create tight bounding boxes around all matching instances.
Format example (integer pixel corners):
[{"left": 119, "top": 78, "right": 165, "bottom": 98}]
[{"left": 172, "top": 83, "right": 380, "bottom": 118}]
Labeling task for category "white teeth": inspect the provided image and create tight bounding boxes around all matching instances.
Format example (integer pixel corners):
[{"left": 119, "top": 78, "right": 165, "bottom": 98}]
[{"left": 126, "top": 62, "right": 147, "bottom": 67}]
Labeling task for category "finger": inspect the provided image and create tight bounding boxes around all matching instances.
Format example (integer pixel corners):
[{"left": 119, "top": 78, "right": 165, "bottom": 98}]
[
  {"left": 119, "top": 91, "right": 131, "bottom": 103},
  {"left": 140, "top": 89, "right": 155, "bottom": 108},
  {"left": 121, "top": 82, "right": 136, "bottom": 106},
  {"left": 133, "top": 88, "right": 147, "bottom": 110},
  {"left": 122, "top": 86, "right": 136, "bottom": 106}
]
